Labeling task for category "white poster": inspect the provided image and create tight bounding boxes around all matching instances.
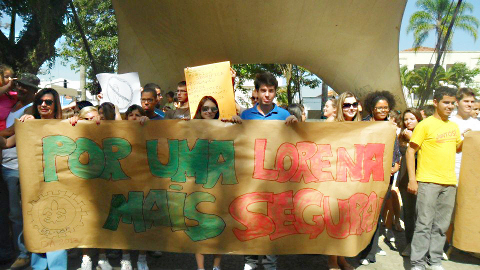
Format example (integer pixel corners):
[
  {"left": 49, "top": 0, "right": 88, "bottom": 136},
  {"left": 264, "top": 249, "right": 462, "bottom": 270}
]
[{"left": 96, "top": 72, "right": 142, "bottom": 112}]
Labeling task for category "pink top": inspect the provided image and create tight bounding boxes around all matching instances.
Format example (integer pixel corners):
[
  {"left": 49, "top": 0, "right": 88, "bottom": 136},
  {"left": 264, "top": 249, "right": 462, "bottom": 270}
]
[{"left": 0, "top": 92, "right": 18, "bottom": 130}]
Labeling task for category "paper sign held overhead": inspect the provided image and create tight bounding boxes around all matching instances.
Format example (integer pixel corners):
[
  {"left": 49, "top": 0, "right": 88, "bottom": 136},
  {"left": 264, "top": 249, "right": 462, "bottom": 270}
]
[
  {"left": 185, "top": 61, "right": 237, "bottom": 119},
  {"left": 96, "top": 72, "right": 142, "bottom": 112}
]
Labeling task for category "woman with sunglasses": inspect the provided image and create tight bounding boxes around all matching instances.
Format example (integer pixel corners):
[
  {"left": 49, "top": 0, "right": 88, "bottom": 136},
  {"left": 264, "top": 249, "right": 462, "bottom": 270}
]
[
  {"left": 335, "top": 92, "right": 360, "bottom": 122},
  {"left": 397, "top": 108, "right": 423, "bottom": 257},
  {"left": 359, "top": 91, "right": 401, "bottom": 266},
  {"left": 322, "top": 91, "right": 358, "bottom": 270},
  {"left": 19, "top": 88, "right": 68, "bottom": 270},
  {"left": 194, "top": 96, "right": 220, "bottom": 120},
  {"left": 192, "top": 96, "right": 222, "bottom": 270}
]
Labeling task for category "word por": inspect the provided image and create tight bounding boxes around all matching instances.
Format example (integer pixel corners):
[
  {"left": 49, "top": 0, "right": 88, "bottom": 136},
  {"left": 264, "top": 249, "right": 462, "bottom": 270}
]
[
  {"left": 254, "top": 140, "right": 385, "bottom": 183},
  {"left": 103, "top": 189, "right": 225, "bottom": 241},
  {"left": 42, "top": 136, "right": 237, "bottom": 189},
  {"left": 230, "top": 189, "right": 382, "bottom": 241}
]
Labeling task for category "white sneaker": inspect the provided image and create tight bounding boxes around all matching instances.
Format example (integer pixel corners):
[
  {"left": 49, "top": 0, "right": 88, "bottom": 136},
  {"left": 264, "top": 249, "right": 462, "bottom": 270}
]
[
  {"left": 410, "top": 266, "right": 425, "bottom": 270},
  {"left": 243, "top": 264, "right": 255, "bottom": 270},
  {"left": 377, "top": 249, "right": 387, "bottom": 256},
  {"left": 359, "top": 259, "right": 369, "bottom": 265},
  {"left": 430, "top": 264, "right": 445, "bottom": 270},
  {"left": 120, "top": 259, "right": 133, "bottom": 270},
  {"left": 97, "top": 259, "right": 113, "bottom": 270},
  {"left": 137, "top": 259, "right": 149, "bottom": 270},
  {"left": 81, "top": 255, "right": 93, "bottom": 270},
  {"left": 213, "top": 267, "right": 221, "bottom": 270}
]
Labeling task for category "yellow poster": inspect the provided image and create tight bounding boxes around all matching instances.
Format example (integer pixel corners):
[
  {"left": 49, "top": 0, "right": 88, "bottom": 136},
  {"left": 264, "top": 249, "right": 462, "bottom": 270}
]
[
  {"left": 184, "top": 61, "right": 236, "bottom": 119},
  {"left": 16, "top": 120, "right": 394, "bottom": 256}
]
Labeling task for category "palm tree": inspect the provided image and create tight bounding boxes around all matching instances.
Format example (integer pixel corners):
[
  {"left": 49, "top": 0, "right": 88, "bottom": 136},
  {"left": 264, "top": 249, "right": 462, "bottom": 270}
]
[{"left": 406, "top": 0, "right": 479, "bottom": 50}]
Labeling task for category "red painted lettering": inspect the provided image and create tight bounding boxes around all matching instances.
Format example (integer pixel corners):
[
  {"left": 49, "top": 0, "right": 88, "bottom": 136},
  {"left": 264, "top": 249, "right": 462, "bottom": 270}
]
[
  {"left": 310, "top": 144, "right": 334, "bottom": 182},
  {"left": 336, "top": 145, "right": 364, "bottom": 182},
  {"left": 229, "top": 192, "right": 275, "bottom": 241},
  {"left": 268, "top": 191, "right": 298, "bottom": 240},
  {"left": 275, "top": 143, "right": 299, "bottom": 182},
  {"left": 363, "top": 144, "right": 385, "bottom": 182},
  {"left": 293, "top": 189, "right": 325, "bottom": 239},
  {"left": 291, "top": 142, "right": 319, "bottom": 183},
  {"left": 253, "top": 139, "right": 278, "bottom": 180}
]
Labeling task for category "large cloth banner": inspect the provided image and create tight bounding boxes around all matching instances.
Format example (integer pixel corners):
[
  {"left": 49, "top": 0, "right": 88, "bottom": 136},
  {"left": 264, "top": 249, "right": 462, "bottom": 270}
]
[
  {"left": 16, "top": 120, "right": 394, "bottom": 256},
  {"left": 454, "top": 132, "right": 480, "bottom": 253}
]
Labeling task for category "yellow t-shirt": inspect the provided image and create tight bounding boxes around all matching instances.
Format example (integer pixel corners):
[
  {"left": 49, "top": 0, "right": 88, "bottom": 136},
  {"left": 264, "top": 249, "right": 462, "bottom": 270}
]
[{"left": 410, "top": 116, "right": 461, "bottom": 185}]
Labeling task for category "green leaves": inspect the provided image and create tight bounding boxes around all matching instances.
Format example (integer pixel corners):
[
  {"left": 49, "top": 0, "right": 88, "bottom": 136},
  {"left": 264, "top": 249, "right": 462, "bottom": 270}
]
[{"left": 407, "top": 0, "right": 479, "bottom": 50}]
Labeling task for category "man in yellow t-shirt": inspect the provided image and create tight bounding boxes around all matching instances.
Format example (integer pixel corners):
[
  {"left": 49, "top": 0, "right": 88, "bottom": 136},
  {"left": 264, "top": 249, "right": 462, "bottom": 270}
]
[{"left": 406, "top": 87, "right": 463, "bottom": 270}]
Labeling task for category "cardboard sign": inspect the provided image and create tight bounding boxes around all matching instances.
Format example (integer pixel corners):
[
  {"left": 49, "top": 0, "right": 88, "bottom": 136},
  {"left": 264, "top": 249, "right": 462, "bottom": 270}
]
[
  {"left": 453, "top": 132, "right": 480, "bottom": 253},
  {"left": 185, "top": 61, "right": 237, "bottom": 119},
  {"left": 16, "top": 120, "right": 394, "bottom": 256},
  {"left": 96, "top": 72, "right": 142, "bottom": 112}
]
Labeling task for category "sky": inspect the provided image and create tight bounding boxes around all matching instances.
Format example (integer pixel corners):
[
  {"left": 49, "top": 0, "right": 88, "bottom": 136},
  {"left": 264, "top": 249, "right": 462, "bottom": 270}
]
[{"left": 1, "top": 0, "right": 479, "bottom": 82}]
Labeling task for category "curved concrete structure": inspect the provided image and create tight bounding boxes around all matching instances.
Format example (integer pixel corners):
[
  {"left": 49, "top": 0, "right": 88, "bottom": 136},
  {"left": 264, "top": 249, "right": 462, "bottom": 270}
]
[{"left": 114, "top": 0, "right": 407, "bottom": 108}]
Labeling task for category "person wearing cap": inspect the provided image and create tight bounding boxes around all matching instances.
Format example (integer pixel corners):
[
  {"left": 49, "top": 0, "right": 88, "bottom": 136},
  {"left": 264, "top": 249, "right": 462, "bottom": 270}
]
[{"left": 0, "top": 73, "right": 40, "bottom": 270}]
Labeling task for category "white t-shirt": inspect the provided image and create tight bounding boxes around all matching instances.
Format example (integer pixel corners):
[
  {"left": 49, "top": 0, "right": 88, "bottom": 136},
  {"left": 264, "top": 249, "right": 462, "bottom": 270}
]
[
  {"left": 2, "top": 103, "right": 32, "bottom": 170},
  {"left": 449, "top": 115, "right": 480, "bottom": 179}
]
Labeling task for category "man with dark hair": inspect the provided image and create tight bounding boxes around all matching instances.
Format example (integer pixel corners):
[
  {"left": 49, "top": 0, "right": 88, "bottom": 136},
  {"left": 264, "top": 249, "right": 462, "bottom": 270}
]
[
  {"left": 420, "top": 105, "right": 435, "bottom": 119},
  {"left": 0, "top": 73, "right": 40, "bottom": 269},
  {"left": 240, "top": 72, "right": 297, "bottom": 123},
  {"left": 143, "top": 83, "right": 165, "bottom": 118},
  {"left": 164, "top": 81, "right": 190, "bottom": 119},
  {"left": 236, "top": 72, "right": 296, "bottom": 270},
  {"left": 141, "top": 87, "right": 163, "bottom": 120},
  {"left": 406, "top": 86, "right": 462, "bottom": 270}
]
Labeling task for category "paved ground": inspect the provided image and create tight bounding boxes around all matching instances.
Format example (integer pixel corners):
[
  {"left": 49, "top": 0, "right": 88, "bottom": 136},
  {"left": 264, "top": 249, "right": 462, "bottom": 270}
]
[{"left": 1, "top": 228, "right": 479, "bottom": 269}]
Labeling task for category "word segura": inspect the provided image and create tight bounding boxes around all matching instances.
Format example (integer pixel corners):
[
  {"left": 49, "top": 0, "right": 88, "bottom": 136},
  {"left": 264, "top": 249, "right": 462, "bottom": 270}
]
[
  {"left": 254, "top": 139, "right": 386, "bottom": 183},
  {"left": 42, "top": 136, "right": 237, "bottom": 189},
  {"left": 230, "top": 189, "right": 383, "bottom": 241},
  {"left": 103, "top": 189, "right": 225, "bottom": 241}
]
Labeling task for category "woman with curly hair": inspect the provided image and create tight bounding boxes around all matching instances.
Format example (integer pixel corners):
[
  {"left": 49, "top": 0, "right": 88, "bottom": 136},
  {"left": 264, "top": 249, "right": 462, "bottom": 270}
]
[{"left": 359, "top": 91, "right": 401, "bottom": 266}]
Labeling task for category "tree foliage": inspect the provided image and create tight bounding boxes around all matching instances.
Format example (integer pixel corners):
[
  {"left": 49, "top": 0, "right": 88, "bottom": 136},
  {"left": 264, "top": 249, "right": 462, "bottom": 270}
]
[
  {"left": 401, "top": 63, "right": 480, "bottom": 107},
  {"left": 60, "top": 0, "right": 118, "bottom": 94},
  {"left": 406, "top": 0, "right": 479, "bottom": 50},
  {"left": 232, "top": 63, "right": 320, "bottom": 106},
  {"left": 0, "top": 0, "right": 70, "bottom": 73}
]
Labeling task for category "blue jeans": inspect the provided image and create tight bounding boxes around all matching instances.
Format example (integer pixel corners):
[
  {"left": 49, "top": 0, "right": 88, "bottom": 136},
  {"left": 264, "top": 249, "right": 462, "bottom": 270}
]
[
  {"left": 0, "top": 166, "right": 28, "bottom": 258},
  {"left": 31, "top": 250, "right": 67, "bottom": 270}
]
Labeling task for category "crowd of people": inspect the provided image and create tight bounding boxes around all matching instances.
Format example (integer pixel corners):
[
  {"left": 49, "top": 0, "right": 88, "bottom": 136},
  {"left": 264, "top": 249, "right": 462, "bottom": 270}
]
[{"left": 0, "top": 64, "right": 478, "bottom": 270}]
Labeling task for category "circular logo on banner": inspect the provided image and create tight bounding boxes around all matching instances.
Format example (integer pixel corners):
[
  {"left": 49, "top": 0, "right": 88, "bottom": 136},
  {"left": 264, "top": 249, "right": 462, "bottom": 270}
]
[{"left": 28, "top": 191, "right": 87, "bottom": 239}]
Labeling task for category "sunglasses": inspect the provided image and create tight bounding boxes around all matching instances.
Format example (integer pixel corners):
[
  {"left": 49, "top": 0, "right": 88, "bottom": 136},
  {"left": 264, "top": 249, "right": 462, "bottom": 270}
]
[
  {"left": 342, "top": 102, "right": 358, "bottom": 109},
  {"left": 201, "top": 106, "right": 218, "bottom": 113},
  {"left": 40, "top": 99, "right": 54, "bottom": 106}
]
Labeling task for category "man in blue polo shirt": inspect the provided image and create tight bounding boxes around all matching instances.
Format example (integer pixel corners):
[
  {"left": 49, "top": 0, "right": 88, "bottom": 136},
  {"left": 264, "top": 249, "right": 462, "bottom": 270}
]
[
  {"left": 235, "top": 72, "right": 296, "bottom": 270},
  {"left": 240, "top": 72, "right": 297, "bottom": 124}
]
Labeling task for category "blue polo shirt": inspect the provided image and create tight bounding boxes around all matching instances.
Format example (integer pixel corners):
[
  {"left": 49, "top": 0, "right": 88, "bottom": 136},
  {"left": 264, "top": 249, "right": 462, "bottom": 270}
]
[{"left": 241, "top": 104, "right": 291, "bottom": 120}]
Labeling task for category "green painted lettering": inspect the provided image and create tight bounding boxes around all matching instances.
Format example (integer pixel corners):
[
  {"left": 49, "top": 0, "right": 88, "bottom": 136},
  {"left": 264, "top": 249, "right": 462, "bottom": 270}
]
[
  {"left": 68, "top": 138, "right": 105, "bottom": 179},
  {"left": 43, "top": 135, "right": 76, "bottom": 182},
  {"left": 100, "top": 138, "right": 131, "bottom": 180},
  {"left": 171, "top": 139, "right": 208, "bottom": 184},
  {"left": 102, "top": 191, "right": 145, "bottom": 232},
  {"left": 147, "top": 139, "right": 179, "bottom": 178},
  {"left": 143, "top": 190, "right": 171, "bottom": 229},
  {"left": 205, "top": 140, "right": 237, "bottom": 189},
  {"left": 184, "top": 192, "right": 226, "bottom": 241},
  {"left": 166, "top": 191, "right": 188, "bottom": 231}
]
